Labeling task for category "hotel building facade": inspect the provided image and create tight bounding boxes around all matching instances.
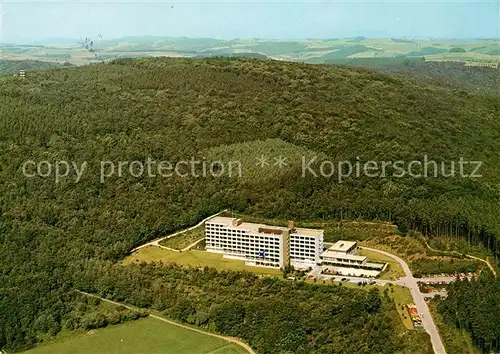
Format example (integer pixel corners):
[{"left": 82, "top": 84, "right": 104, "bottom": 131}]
[{"left": 205, "top": 216, "right": 324, "bottom": 269}]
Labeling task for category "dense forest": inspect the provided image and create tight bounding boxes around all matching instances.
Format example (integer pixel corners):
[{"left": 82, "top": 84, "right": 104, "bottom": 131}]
[
  {"left": 327, "top": 57, "right": 500, "bottom": 94},
  {"left": 0, "top": 60, "right": 72, "bottom": 75},
  {"left": 438, "top": 276, "right": 500, "bottom": 353},
  {"left": 74, "top": 262, "right": 431, "bottom": 354},
  {"left": 0, "top": 57, "right": 499, "bottom": 352},
  {"left": 375, "top": 61, "right": 499, "bottom": 95}
]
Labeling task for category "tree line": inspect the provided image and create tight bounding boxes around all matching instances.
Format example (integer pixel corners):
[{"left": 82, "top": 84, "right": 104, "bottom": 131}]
[
  {"left": 438, "top": 275, "right": 500, "bottom": 353},
  {"left": 0, "top": 57, "right": 498, "bottom": 352}
]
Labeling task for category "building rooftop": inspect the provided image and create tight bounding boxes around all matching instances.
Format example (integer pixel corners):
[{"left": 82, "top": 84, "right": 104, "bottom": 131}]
[
  {"left": 207, "top": 216, "right": 289, "bottom": 235},
  {"left": 207, "top": 216, "right": 236, "bottom": 225},
  {"left": 320, "top": 250, "right": 367, "bottom": 262},
  {"left": 206, "top": 217, "right": 322, "bottom": 237},
  {"left": 328, "top": 240, "right": 357, "bottom": 253},
  {"left": 293, "top": 227, "right": 323, "bottom": 238}
]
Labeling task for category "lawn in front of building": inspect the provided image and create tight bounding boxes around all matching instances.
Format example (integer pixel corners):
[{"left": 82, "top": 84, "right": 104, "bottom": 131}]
[
  {"left": 123, "top": 246, "right": 282, "bottom": 276},
  {"left": 358, "top": 248, "right": 406, "bottom": 280}
]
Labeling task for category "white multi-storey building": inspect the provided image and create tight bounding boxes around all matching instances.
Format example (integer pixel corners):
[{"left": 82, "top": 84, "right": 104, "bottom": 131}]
[
  {"left": 289, "top": 228, "right": 324, "bottom": 268},
  {"left": 205, "top": 216, "right": 324, "bottom": 269}
]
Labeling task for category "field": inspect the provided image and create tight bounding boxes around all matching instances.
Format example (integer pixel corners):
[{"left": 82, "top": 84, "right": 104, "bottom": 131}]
[
  {"left": 389, "top": 285, "right": 415, "bottom": 330},
  {"left": 124, "top": 246, "right": 282, "bottom": 276},
  {"left": 2, "top": 37, "right": 498, "bottom": 67},
  {"left": 22, "top": 317, "right": 247, "bottom": 354}
]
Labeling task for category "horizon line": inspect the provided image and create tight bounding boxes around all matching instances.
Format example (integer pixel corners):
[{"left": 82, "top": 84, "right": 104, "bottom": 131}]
[{"left": 3, "top": 35, "right": 500, "bottom": 45}]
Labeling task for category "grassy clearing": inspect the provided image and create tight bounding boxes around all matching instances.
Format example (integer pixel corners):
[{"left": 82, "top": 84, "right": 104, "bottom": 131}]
[
  {"left": 427, "top": 236, "right": 492, "bottom": 260},
  {"left": 362, "top": 234, "right": 482, "bottom": 276},
  {"left": 410, "top": 258, "right": 480, "bottom": 277},
  {"left": 202, "top": 138, "right": 320, "bottom": 184},
  {"left": 124, "top": 246, "right": 282, "bottom": 276},
  {"left": 361, "top": 234, "right": 426, "bottom": 263},
  {"left": 425, "top": 236, "right": 497, "bottom": 277},
  {"left": 357, "top": 248, "right": 405, "bottom": 280},
  {"left": 366, "top": 284, "right": 417, "bottom": 331},
  {"left": 388, "top": 285, "right": 415, "bottom": 330},
  {"left": 22, "top": 317, "right": 247, "bottom": 354},
  {"left": 159, "top": 225, "right": 204, "bottom": 250}
]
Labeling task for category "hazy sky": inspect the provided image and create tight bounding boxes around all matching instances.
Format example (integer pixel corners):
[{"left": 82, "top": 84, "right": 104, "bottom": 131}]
[{"left": 1, "top": 1, "right": 499, "bottom": 43}]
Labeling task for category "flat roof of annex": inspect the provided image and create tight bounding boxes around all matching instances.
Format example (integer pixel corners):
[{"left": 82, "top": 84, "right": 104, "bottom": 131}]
[
  {"left": 328, "top": 240, "right": 357, "bottom": 253},
  {"left": 206, "top": 216, "right": 323, "bottom": 238}
]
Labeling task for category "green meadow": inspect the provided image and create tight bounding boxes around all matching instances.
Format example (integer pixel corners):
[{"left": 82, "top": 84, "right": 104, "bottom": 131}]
[{"left": 22, "top": 317, "right": 248, "bottom": 354}]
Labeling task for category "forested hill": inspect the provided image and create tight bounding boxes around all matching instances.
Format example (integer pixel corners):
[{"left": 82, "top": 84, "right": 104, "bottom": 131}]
[
  {"left": 0, "top": 59, "right": 72, "bottom": 75},
  {"left": 439, "top": 276, "right": 500, "bottom": 353},
  {"left": 0, "top": 57, "right": 499, "bottom": 351},
  {"left": 327, "top": 58, "right": 500, "bottom": 94}
]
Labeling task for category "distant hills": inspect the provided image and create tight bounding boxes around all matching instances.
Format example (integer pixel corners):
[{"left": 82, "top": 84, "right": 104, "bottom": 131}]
[
  {"left": 1, "top": 55, "right": 499, "bottom": 354},
  {"left": 1, "top": 37, "right": 499, "bottom": 67},
  {"left": 2, "top": 37, "right": 498, "bottom": 95}
]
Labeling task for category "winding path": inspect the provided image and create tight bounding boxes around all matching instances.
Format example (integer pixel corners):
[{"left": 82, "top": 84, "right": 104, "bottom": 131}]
[
  {"left": 360, "top": 247, "right": 447, "bottom": 354},
  {"left": 76, "top": 290, "right": 255, "bottom": 354},
  {"left": 421, "top": 239, "right": 497, "bottom": 278},
  {"left": 131, "top": 210, "right": 226, "bottom": 252}
]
